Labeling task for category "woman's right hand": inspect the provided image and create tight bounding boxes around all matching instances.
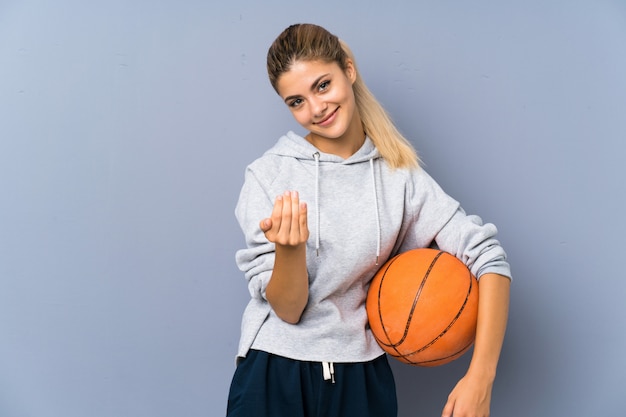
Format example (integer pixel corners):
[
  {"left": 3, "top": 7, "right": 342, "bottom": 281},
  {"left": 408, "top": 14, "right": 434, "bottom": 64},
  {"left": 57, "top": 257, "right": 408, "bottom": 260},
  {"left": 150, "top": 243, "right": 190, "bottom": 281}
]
[
  {"left": 260, "top": 190, "right": 309, "bottom": 247},
  {"left": 261, "top": 191, "right": 310, "bottom": 324}
]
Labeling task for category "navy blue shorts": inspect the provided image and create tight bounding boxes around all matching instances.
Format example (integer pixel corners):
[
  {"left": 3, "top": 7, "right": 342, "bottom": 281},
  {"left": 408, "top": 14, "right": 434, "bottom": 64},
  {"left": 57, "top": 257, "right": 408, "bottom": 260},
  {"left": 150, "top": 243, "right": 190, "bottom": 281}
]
[{"left": 226, "top": 350, "right": 397, "bottom": 417}]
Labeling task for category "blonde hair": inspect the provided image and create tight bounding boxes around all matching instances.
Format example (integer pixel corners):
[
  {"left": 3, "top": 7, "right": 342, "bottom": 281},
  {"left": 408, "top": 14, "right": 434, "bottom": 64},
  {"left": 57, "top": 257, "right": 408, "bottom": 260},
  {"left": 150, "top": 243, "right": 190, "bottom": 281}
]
[{"left": 267, "top": 24, "right": 420, "bottom": 169}]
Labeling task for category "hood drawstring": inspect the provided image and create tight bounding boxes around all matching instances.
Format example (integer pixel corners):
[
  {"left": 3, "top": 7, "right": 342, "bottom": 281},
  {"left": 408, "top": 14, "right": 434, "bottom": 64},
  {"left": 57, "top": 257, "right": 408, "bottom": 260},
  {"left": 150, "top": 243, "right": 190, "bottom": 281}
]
[
  {"left": 312, "top": 153, "right": 381, "bottom": 265},
  {"left": 370, "top": 158, "right": 381, "bottom": 265},
  {"left": 313, "top": 152, "right": 321, "bottom": 257}
]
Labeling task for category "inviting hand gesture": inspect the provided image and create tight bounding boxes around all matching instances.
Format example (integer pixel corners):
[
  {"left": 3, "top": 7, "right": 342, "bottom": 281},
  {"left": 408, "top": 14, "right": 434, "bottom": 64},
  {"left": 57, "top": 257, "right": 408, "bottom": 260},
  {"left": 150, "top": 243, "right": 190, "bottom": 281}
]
[
  {"left": 260, "top": 190, "right": 309, "bottom": 247},
  {"left": 261, "top": 190, "right": 310, "bottom": 324}
]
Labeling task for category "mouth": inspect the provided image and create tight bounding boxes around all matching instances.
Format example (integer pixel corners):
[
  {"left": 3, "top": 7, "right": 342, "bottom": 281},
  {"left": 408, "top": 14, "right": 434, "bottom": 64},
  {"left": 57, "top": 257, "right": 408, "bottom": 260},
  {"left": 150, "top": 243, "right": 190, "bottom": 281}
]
[{"left": 314, "top": 107, "right": 339, "bottom": 126}]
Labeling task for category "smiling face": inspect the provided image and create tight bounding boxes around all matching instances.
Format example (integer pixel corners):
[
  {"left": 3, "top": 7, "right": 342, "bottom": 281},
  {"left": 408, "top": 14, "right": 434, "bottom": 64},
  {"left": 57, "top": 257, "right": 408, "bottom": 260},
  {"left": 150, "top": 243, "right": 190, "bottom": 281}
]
[{"left": 276, "top": 59, "right": 365, "bottom": 158}]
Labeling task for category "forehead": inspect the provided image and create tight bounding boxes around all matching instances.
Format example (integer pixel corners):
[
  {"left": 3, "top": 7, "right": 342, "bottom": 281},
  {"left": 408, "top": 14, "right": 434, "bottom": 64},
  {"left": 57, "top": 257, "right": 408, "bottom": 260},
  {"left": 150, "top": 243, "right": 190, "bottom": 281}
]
[{"left": 276, "top": 59, "right": 343, "bottom": 97}]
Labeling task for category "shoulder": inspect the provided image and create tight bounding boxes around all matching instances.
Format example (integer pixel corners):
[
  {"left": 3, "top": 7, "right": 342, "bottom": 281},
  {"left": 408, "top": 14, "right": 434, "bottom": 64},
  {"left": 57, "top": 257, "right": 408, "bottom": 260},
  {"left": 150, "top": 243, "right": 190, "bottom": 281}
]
[
  {"left": 244, "top": 153, "right": 285, "bottom": 188},
  {"left": 378, "top": 160, "right": 432, "bottom": 187},
  {"left": 244, "top": 140, "right": 313, "bottom": 189},
  {"left": 383, "top": 162, "right": 458, "bottom": 208}
]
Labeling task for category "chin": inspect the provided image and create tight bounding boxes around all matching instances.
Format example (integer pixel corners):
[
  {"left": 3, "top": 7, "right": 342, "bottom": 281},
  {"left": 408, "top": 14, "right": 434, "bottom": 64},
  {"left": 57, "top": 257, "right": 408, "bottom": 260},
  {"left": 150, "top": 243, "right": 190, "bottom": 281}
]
[{"left": 311, "top": 124, "right": 349, "bottom": 140}]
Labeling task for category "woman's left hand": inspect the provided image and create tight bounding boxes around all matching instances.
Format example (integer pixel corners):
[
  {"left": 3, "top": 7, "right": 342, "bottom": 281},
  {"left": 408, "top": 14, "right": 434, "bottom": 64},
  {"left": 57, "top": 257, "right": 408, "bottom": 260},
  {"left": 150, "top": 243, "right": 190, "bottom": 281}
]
[{"left": 441, "top": 372, "right": 493, "bottom": 417}]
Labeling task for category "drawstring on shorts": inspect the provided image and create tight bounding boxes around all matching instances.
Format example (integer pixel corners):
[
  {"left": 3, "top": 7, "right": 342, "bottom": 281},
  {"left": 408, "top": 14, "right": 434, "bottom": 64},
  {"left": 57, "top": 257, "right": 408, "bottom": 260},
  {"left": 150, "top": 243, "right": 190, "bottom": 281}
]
[{"left": 322, "top": 361, "right": 335, "bottom": 383}]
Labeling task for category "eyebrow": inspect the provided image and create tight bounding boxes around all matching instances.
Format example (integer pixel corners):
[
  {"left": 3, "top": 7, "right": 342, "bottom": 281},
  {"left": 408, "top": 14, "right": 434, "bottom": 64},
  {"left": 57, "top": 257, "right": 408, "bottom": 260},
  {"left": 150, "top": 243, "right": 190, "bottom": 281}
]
[{"left": 283, "top": 73, "right": 331, "bottom": 104}]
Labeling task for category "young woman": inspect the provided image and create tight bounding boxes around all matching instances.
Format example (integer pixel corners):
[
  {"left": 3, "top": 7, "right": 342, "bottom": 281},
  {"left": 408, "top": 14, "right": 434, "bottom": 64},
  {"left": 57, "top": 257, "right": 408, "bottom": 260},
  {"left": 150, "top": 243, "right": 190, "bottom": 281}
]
[{"left": 227, "top": 23, "right": 511, "bottom": 417}]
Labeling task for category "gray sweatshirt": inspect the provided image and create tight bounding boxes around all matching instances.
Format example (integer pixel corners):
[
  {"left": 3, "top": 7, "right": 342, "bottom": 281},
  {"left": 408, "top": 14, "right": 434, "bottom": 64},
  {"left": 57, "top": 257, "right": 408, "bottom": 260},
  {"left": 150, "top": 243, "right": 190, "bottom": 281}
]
[{"left": 234, "top": 131, "right": 510, "bottom": 363}]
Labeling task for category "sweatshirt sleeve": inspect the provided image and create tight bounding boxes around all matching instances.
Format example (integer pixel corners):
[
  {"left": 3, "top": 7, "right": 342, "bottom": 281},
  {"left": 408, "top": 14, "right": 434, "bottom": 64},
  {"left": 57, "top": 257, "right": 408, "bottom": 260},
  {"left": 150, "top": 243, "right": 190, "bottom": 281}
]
[
  {"left": 434, "top": 208, "right": 511, "bottom": 280},
  {"left": 234, "top": 165, "right": 276, "bottom": 301},
  {"left": 404, "top": 168, "right": 511, "bottom": 280}
]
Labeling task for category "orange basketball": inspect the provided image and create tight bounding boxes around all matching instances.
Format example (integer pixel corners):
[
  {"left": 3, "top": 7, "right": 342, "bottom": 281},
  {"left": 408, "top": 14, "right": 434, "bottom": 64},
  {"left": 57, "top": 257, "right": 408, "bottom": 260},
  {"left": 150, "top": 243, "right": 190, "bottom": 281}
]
[{"left": 366, "top": 248, "right": 479, "bottom": 367}]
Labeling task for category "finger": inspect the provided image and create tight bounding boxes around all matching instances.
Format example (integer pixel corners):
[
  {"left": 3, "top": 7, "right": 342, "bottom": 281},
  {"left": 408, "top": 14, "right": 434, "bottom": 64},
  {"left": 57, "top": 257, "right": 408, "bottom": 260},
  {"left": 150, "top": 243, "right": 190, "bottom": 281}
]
[
  {"left": 278, "top": 191, "right": 293, "bottom": 236},
  {"left": 299, "top": 201, "right": 308, "bottom": 238},
  {"left": 441, "top": 398, "right": 454, "bottom": 417},
  {"left": 270, "top": 194, "right": 285, "bottom": 230},
  {"left": 290, "top": 191, "right": 300, "bottom": 236}
]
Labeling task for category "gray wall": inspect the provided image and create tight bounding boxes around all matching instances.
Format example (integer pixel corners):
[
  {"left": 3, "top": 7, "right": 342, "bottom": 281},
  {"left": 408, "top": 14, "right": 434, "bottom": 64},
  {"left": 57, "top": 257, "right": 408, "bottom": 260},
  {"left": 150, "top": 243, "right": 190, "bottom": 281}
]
[{"left": 1, "top": 1, "right": 625, "bottom": 416}]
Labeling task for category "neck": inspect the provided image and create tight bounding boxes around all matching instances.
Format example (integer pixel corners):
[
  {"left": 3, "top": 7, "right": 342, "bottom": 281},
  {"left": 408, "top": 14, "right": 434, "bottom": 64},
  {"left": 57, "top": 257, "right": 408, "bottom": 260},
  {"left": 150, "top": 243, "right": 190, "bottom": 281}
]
[{"left": 307, "top": 114, "right": 365, "bottom": 159}]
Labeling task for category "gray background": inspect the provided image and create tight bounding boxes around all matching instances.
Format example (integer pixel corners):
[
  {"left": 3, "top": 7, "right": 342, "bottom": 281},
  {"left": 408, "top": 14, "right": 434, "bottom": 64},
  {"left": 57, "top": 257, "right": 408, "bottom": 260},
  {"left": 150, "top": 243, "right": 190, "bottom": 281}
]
[{"left": 1, "top": 0, "right": 625, "bottom": 416}]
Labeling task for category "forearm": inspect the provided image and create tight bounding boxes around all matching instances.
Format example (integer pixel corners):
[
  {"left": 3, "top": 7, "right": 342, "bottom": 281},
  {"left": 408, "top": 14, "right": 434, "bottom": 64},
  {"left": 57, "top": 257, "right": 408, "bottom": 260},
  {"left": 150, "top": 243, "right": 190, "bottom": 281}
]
[
  {"left": 265, "top": 243, "right": 309, "bottom": 324},
  {"left": 467, "top": 273, "right": 511, "bottom": 380},
  {"left": 441, "top": 273, "right": 509, "bottom": 417}
]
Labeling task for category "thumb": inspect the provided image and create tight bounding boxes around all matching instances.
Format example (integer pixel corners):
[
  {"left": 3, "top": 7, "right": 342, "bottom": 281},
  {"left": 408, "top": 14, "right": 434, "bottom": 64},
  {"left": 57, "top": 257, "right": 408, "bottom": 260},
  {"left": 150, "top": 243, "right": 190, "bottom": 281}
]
[{"left": 260, "top": 218, "right": 272, "bottom": 232}]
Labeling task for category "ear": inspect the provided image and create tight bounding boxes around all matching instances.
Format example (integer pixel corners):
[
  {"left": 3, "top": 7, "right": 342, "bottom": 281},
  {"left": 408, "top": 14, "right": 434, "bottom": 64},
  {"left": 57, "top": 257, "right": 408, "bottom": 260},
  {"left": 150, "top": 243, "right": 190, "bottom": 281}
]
[{"left": 344, "top": 59, "right": 357, "bottom": 84}]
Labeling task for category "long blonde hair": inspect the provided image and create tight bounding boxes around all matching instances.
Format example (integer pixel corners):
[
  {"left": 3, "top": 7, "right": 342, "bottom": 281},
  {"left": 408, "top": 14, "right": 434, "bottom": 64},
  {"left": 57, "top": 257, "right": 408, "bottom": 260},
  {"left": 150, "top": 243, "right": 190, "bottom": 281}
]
[{"left": 267, "top": 24, "right": 419, "bottom": 169}]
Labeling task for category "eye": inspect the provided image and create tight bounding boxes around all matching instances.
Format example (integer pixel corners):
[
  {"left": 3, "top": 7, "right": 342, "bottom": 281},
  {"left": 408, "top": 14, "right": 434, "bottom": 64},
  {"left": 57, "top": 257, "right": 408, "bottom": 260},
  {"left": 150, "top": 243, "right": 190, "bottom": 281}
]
[
  {"left": 288, "top": 98, "right": 304, "bottom": 108},
  {"left": 318, "top": 80, "right": 330, "bottom": 92}
]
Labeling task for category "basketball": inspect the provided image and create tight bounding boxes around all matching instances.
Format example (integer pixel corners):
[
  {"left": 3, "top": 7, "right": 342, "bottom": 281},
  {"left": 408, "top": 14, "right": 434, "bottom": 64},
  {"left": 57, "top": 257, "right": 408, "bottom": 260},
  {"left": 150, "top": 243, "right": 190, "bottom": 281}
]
[{"left": 366, "top": 248, "right": 479, "bottom": 367}]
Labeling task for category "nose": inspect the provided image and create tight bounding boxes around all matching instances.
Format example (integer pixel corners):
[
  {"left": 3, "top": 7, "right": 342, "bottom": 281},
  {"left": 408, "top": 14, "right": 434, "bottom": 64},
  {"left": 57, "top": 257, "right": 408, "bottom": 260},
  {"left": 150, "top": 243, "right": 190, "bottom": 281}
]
[{"left": 310, "top": 97, "right": 327, "bottom": 119}]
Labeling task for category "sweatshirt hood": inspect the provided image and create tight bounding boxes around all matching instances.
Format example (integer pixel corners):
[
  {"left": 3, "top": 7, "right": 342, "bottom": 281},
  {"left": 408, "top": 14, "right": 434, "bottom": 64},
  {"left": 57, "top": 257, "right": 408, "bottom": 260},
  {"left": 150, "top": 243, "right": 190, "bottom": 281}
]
[
  {"left": 266, "top": 131, "right": 382, "bottom": 265},
  {"left": 265, "top": 131, "right": 381, "bottom": 164}
]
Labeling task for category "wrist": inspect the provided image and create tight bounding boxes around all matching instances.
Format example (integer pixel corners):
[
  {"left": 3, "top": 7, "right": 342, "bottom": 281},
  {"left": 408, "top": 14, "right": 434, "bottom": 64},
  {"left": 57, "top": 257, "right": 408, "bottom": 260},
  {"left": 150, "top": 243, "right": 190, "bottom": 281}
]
[{"left": 466, "top": 361, "right": 497, "bottom": 383}]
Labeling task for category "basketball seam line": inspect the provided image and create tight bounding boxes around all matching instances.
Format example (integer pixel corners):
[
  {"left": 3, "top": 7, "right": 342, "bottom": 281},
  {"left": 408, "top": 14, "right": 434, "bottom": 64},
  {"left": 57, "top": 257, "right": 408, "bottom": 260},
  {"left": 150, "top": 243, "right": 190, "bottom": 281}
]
[
  {"left": 373, "top": 250, "right": 476, "bottom": 365},
  {"left": 376, "top": 251, "right": 443, "bottom": 350}
]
